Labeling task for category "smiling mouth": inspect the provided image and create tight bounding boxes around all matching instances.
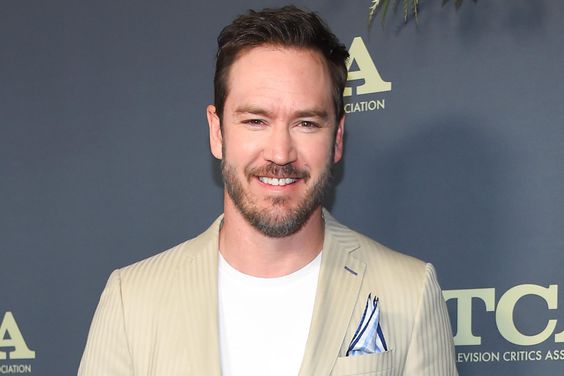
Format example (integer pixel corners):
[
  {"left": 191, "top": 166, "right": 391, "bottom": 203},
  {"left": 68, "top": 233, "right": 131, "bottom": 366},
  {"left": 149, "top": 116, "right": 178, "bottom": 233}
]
[{"left": 258, "top": 177, "right": 298, "bottom": 186}]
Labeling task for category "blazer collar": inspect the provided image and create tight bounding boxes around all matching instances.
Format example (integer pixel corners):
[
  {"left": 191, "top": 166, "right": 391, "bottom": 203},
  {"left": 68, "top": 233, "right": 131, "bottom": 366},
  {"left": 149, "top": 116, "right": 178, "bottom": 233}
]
[
  {"left": 299, "top": 209, "right": 366, "bottom": 376},
  {"left": 176, "top": 211, "right": 365, "bottom": 376},
  {"left": 177, "top": 215, "right": 223, "bottom": 376}
]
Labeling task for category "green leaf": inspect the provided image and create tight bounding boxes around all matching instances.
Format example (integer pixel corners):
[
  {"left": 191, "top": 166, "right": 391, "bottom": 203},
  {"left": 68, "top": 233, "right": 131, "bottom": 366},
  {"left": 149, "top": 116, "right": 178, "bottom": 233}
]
[
  {"left": 380, "top": 0, "right": 392, "bottom": 26},
  {"left": 368, "top": 0, "right": 381, "bottom": 24}
]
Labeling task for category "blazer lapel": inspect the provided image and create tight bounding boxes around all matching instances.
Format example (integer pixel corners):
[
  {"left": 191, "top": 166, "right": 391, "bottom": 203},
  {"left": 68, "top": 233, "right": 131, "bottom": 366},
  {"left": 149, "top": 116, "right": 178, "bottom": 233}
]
[
  {"left": 177, "top": 217, "right": 223, "bottom": 376},
  {"left": 299, "top": 211, "right": 366, "bottom": 376},
  {"left": 172, "top": 213, "right": 365, "bottom": 375}
]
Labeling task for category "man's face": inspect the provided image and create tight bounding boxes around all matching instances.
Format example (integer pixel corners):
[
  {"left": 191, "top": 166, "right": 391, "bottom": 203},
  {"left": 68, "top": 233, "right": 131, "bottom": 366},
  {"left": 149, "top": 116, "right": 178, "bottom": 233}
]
[{"left": 207, "top": 45, "right": 344, "bottom": 237}]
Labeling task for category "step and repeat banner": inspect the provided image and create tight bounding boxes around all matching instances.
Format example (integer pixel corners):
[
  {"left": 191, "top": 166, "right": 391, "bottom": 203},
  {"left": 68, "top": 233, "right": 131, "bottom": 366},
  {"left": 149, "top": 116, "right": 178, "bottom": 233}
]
[{"left": 2, "top": 1, "right": 563, "bottom": 375}]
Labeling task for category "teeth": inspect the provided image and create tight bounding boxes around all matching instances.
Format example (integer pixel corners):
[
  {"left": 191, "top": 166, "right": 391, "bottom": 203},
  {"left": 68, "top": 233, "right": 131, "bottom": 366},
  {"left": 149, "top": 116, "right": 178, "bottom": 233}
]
[{"left": 259, "top": 177, "right": 297, "bottom": 186}]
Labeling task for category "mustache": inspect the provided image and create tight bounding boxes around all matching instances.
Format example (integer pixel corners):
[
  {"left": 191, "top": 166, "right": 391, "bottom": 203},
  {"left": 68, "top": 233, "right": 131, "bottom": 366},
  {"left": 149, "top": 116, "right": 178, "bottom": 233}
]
[{"left": 247, "top": 163, "right": 310, "bottom": 180}]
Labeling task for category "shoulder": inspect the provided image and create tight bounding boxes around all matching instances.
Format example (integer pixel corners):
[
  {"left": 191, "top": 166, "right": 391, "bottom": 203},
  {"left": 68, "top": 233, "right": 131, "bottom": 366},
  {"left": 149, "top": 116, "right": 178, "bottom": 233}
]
[
  {"left": 354, "top": 230, "right": 427, "bottom": 278},
  {"left": 324, "top": 210, "right": 432, "bottom": 297},
  {"left": 324, "top": 209, "right": 427, "bottom": 274},
  {"left": 110, "top": 215, "right": 221, "bottom": 293}
]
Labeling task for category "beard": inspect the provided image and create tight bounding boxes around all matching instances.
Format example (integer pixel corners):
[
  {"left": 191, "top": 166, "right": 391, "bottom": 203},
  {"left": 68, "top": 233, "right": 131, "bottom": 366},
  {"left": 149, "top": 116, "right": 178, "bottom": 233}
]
[{"left": 222, "top": 160, "right": 333, "bottom": 238}]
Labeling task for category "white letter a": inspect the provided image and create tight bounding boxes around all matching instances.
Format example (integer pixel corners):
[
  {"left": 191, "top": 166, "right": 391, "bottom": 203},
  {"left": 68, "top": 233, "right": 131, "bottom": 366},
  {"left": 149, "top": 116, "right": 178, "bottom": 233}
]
[
  {"left": 344, "top": 37, "right": 391, "bottom": 96},
  {"left": 0, "top": 311, "right": 36, "bottom": 360}
]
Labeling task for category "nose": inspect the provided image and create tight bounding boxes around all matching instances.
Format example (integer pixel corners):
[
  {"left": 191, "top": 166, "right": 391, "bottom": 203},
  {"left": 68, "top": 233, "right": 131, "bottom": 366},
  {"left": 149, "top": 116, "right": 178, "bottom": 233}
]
[{"left": 263, "top": 125, "right": 297, "bottom": 165}]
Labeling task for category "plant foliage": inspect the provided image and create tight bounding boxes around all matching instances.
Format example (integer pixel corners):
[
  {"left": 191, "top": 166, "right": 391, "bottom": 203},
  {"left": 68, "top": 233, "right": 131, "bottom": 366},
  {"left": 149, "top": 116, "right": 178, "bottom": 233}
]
[{"left": 369, "top": 0, "right": 477, "bottom": 26}]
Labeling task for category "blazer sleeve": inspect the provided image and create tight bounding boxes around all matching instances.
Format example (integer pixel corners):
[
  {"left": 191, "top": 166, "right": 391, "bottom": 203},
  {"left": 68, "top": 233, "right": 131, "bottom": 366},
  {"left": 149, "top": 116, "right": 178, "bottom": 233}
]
[
  {"left": 78, "top": 270, "right": 134, "bottom": 376},
  {"left": 403, "top": 264, "right": 458, "bottom": 376}
]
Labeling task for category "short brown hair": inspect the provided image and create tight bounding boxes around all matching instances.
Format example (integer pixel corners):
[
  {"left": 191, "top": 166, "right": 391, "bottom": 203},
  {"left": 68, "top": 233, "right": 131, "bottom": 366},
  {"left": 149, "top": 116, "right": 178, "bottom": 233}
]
[{"left": 213, "top": 5, "right": 349, "bottom": 121}]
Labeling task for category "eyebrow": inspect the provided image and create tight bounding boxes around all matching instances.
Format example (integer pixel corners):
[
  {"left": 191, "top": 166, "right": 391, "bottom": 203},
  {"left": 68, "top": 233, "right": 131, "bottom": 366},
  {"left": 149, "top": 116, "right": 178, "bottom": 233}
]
[
  {"left": 234, "top": 105, "right": 330, "bottom": 121},
  {"left": 234, "top": 105, "right": 270, "bottom": 117}
]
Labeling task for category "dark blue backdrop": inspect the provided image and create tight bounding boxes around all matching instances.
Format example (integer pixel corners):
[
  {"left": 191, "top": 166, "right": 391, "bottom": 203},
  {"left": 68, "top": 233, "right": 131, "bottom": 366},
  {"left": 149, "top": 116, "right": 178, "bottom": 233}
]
[{"left": 1, "top": 1, "right": 563, "bottom": 374}]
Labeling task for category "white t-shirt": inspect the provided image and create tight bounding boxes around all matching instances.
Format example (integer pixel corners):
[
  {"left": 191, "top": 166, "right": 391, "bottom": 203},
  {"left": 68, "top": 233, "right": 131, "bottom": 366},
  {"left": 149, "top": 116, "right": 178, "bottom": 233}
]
[{"left": 218, "top": 252, "right": 322, "bottom": 376}]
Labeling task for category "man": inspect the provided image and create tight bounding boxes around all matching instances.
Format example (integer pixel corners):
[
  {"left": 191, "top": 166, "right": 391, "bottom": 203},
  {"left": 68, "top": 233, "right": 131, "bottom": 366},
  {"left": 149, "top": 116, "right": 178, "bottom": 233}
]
[{"left": 79, "top": 6, "right": 457, "bottom": 376}]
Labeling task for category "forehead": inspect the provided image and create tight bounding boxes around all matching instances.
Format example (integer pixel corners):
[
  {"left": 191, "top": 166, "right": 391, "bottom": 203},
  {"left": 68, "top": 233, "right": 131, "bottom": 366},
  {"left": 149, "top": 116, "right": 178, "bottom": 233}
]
[{"left": 224, "top": 45, "right": 334, "bottom": 116}]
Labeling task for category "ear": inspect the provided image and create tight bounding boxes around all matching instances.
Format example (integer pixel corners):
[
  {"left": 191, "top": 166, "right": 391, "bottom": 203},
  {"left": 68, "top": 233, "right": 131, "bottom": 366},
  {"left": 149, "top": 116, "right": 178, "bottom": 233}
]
[
  {"left": 333, "top": 116, "right": 345, "bottom": 163},
  {"left": 207, "top": 105, "right": 223, "bottom": 160}
]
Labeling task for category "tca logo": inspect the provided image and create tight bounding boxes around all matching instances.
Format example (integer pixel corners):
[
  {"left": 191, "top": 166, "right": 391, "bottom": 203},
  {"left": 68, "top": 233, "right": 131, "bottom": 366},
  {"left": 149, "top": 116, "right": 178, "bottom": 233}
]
[
  {"left": 444, "top": 284, "right": 564, "bottom": 346},
  {"left": 0, "top": 312, "right": 35, "bottom": 360},
  {"left": 345, "top": 36, "right": 391, "bottom": 97}
]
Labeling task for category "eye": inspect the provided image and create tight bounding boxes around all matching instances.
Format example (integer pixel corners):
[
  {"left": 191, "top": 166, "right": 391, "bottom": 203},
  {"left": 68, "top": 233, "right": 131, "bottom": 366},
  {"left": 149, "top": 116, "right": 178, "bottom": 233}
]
[
  {"left": 298, "top": 121, "right": 320, "bottom": 130},
  {"left": 243, "top": 119, "right": 266, "bottom": 127}
]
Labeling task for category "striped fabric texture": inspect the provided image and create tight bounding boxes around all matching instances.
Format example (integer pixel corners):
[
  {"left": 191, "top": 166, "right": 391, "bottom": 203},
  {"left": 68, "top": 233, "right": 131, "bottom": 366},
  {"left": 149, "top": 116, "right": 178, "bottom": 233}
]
[{"left": 78, "top": 210, "right": 458, "bottom": 375}]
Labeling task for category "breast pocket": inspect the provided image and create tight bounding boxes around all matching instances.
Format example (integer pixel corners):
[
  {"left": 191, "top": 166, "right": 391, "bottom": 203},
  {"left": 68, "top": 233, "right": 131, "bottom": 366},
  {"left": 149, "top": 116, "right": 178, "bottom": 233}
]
[{"left": 330, "top": 349, "right": 395, "bottom": 376}]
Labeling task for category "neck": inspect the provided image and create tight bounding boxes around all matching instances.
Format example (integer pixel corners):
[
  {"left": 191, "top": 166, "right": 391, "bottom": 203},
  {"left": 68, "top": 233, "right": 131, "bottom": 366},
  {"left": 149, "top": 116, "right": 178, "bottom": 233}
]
[{"left": 219, "top": 194, "right": 325, "bottom": 278}]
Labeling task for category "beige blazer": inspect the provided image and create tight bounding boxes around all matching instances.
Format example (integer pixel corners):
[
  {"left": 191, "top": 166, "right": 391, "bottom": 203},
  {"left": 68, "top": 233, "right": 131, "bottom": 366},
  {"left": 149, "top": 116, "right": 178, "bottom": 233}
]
[{"left": 79, "top": 211, "right": 458, "bottom": 375}]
